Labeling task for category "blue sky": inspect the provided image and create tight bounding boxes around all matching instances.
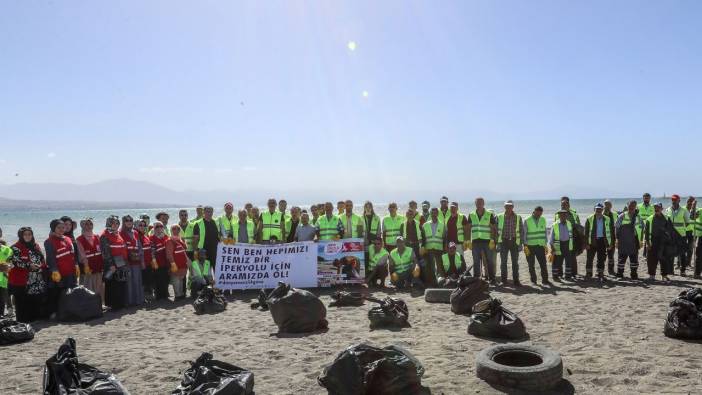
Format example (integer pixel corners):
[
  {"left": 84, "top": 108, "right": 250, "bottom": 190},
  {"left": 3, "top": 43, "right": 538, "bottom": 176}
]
[{"left": 1, "top": 1, "right": 700, "bottom": 198}]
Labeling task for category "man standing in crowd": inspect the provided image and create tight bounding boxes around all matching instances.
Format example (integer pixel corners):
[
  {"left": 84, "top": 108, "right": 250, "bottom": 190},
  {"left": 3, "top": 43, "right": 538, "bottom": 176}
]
[
  {"left": 467, "top": 197, "right": 497, "bottom": 284},
  {"left": 419, "top": 201, "right": 431, "bottom": 225},
  {"left": 382, "top": 202, "right": 404, "bottom": 251},
  {"left": 438, "top": 196, "right": 450, "bottom": 225},
  {"left": 550, "top": 209, "right": 576, "bottom": 281},
  {"left": 422, "top": 207, "right": 446, "bottom": 286},
  {"left": 603, "top": 199, "right": 618, "bottom": 275},
  {"left": 279, "top": 199, "right": 291, "bottom": 241},
  {"left": 193, "top": 206, "right": 220, "bottom": 263},
  {"left": 523, "top": 206, "right": 549, "bottom": 285},
  {"left": 497, "top": 200, "right": 523, "bottom": 286},
  {"left": 217, "top": 202, "right": 236, "bottom": 240},
  {"left": 317, "top": 202, "right": 343, "bottom": 240},
  {"left": 445, "top": 202, "right": 468, "bottom": 256},
  {"left": 260, "top": 198, "right": 284, "bottom": 244},
  {"left": 194, "top": 205, "right": 204, "bottom": 222},
  {"left": 234, "top": 209, "right": 255, "bottom": 244},
  {"left": 286, "top": 207, "right": 302, "bottom": 243},
  {"left": 666, "top": 194, "right": 690, "bottom": 275},
  {"left": 694, "top": 200, "right": 702, "bottom": 278},
  {"left": 616, "top": 200, "right": 644, "bottom": 279},
  {"left": 645, "top": 203, "right": 674, "bottom": 281},
  {"left": 401, "top": 209, "right": 422, "bottom": 256},
  {"left": 555, "top": 197, "right": 581, "bottom": 226},
  {"left": 295, "top": 210, "right": 317, "bottom": 242},
  {"left": 178, "top": 209, "right": 196, "bottom": 260},
  {"left": 336, "top": 201, "right": 346, "bottom": 217},
  {"left": 407, "top": 201, "right": 418, "bottom": 221},
  {"left": 152, "top": 212, "right": 171, "bottom": 236},
  {"left": 638, "top": 193, "right": 654, "bottom": 222},
  {"left": 310, "top": 205, "right": 320, "bottom": 226},
  {"left": 584, "top": 203, "right": 612, "bottom": 281},
  {"left": 685, "top": 196, "right": 697, "bottom": 271},
  {"left": 341, "top": 200, "right": 364, "bottom": 239}
]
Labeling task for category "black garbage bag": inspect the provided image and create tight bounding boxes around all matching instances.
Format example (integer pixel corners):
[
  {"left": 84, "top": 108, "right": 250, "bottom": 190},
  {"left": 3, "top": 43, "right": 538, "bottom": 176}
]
[
  {"left": 57, "top": 286, "right": 103, "bottom": 322},
  {"left": 436, "top": 276, "right": 458, "bottom": 289},
  {"left": 450, "top": 275, "right": 490, "bottom": 315},
  {"left": 318, "top": 343, "right": 425, "bottom": 395},
  {"left": 249, "top": 289, "right": 270, "bottom": 311},
  {"left": 193, "top": 287, "right": 228, "bottom": 315},
  {"left": 267, "top": 282, "right": 328, "bottom": 333},
  {"left": 329, "top": 291, "right": 364, "bottom": 307},
  {"left": 367, "top": 297, "right": 410, "bottom": 329},
  {"left": 172, "top": 352, "right": 254, "bottom": 395},
  {"left": 42, "top": 338, "right": 129, "bottom": 395},
  {"left": 572, "top": 223, "right": 586, "bottom": 256},
  {"left": 664, "top": 288, "right": 702, "bottom": 339},
  {"left": 467, "top": 298, "right": 526, "bottom": 340},
  {"left": 0, "top": 318, "right": 35, "bottom": 345}
]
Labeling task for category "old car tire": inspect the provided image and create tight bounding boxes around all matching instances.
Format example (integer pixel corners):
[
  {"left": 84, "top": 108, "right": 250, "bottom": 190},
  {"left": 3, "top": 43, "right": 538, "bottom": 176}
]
[{"left": 476, "top": 343, "right": 562, "bottom": 390}]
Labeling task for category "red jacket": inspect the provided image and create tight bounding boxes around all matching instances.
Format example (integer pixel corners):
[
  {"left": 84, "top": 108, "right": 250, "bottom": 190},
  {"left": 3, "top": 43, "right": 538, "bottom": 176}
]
[
  {"left": 120, "top": 228, "right": 141, "bottom": 266},
  {"left": 150, "top": 234, "right": 170, "bottom": 268},
  {"left": 168, "top": 238, "right": 188, "bottom": 270},
  {"left": 8, "top": 242, "right": 44, "bottom": 287},
  {"left": 76, "top": 234, "right": 104, "bottom": 273},
  {"left": 47, "top": 234, "right": 76, "bottom": 276},
  {"left": 138, "top": 231, "right": 152, "bottom": 264}
]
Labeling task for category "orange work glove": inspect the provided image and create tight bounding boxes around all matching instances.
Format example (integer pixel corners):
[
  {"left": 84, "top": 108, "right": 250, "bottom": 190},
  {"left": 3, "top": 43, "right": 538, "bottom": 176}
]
[
  {"left": 51, "top": 271, "right": 62, "bottom": 283},
  {"left": 151, "top": 259, "right": 158, "bottom": 270}
]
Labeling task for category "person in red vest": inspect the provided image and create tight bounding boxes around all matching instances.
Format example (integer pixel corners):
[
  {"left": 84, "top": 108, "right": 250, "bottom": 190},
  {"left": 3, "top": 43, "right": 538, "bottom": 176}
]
[
  {"left": 167, "top": 224, "right": 190, "bottom": 300},
  {"left": 100, "top": 215, "right": 129, "bottom": 310},
  {"left": 44, "top": 219, "right": 80, "bottom": 317},
  {"left": 149, "top": 221, "right": 171, "bottom": 300},
  {"left": 76, "top": 218, "right": 104, "bottom": 301},
  {"left": 9, "top": 227, "right": 47, "bottom": 322},
  {"left": 136, "top": 218, "right": 154, "bottom": 301},
  {"left": 120, "top": 215, "right": 144, "bottom": 306}
]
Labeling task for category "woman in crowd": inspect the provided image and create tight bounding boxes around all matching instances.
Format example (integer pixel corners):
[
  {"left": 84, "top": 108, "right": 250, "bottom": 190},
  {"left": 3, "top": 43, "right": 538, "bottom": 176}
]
[
  {"left": 101, "top": 216, "right": 129, "bottom": 310},
  {"left": 45, "top": 219, "right": 79, "bottom": 316},
  {"left": 166, "top": 224, "right": 190, "bottom": 300},
  {"left": 8, "top": 227, "right": 47, "bottom": 322},
  {"left": 150, "top": 221, "right": 171, "bottom": 300},
  {"left": 75, "top": 218, "right": 104, "bottom": 300},
  {"left": 136, "top": 218, "right": 154, "bottom": 301},
  {"left": 120, "top": 215, "right": 144, "bottom": 306}
]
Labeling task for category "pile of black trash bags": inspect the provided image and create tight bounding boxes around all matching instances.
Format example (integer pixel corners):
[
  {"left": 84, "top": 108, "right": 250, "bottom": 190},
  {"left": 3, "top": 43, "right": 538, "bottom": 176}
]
[
  {"left": 43, "top": 338, "right": 129, "bottom": 394},
  {"left": 252, "top": 282, "right": 328, "bottom": 333},
  {"left": 467, "top": 297, "right": 527, "bottom": 340},
  {"left": 450, "top": 275, "right": 490, "bottom": 315},
  {"left": 57, "top": 286, "right": 103, "bottom": 322},
  {"left": 367, "top": 296, "right": 410, "bottom": 329},
  {"left": 318, "top": 344, "right": 425, "bottom": 395},
  {"left": 329, "top": 291, "right": 364, "bottom": 307},
  {"left": 665, "top": 288, "right": 702, "bottom": 339},
  {"left": 0, "top": 318, "right": 34, "bottom": 345},
  {"left": 173, "top": 352, "right": 254, "bottom": 395},
  {"left": 193, "top": 286, "right": 228, "bottom": 315}
]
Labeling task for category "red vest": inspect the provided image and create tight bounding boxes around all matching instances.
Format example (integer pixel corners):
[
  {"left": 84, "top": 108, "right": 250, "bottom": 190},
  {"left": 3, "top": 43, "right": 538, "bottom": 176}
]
[
  {"left": 138, "top": 231, "right": 152, "bottom": 264},
  {"left": 150, "top": 235, "right": 170, "bottom": 268},
  {"left": 8, "top": 243, "right": 30, "bottom": 286},
  {"left": 48, "top": 235, "right": 76, "bottom": 276},
  {"left": 76, "top": 234, "right": 104, "bottom": 273},
  {"left": 171, "top": 238, "right": 188, "bottom": 269},
  {"left": 100, "top": 230, "right": 128, "bottom": 261},
  {"left": 120, "top": 228, "right": 141, "bottom": 266}
]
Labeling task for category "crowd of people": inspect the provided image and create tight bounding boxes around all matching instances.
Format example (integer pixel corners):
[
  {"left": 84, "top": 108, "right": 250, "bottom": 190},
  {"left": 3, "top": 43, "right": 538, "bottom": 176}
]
[{"left": 0, "top": 193, "right": 699, "bottom": 324}]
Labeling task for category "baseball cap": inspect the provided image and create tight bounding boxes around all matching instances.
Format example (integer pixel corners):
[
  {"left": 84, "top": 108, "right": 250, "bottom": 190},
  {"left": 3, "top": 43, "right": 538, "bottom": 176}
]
[{"left": 504, "top": 200, "right": 514, "bottom": 206}]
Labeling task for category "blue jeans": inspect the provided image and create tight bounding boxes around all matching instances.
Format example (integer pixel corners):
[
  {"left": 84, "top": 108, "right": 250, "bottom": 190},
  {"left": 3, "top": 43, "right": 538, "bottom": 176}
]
[{"left": 472, "top": 240, "right": 496, "bottom": 280}]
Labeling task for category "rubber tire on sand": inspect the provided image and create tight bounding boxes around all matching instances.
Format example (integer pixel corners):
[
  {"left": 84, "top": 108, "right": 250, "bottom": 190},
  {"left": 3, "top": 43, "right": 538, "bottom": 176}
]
[
  {"left": 424, "top": 288, "right": 452, "bottom": 303},
  {"left": 476, "top": 343, "right": 562, "bottom": 391}
]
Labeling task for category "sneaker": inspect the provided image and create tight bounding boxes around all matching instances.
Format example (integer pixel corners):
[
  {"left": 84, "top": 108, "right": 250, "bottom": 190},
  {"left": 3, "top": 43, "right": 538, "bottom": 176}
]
[
  {"left": 530, "top": 278, "right": 538, "bottom": 285},
  {"left": 615, "top": 272, "right": 624, "bottom": 279}
]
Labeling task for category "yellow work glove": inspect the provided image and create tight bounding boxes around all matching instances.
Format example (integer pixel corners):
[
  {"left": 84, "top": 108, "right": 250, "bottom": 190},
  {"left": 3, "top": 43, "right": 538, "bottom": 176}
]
[
  {"left": 170, "top": 262, "right": 178, "bottom": 273},
  {"left": 419, "top": 247, "right": 427, "bottom": 257},
  {"left": 391, "top": 272, "right": 399, "bottom": 283},
  {"left": 51, "top": 271, "right": 62, "bottom": 283},
  {"left": 412, "top": 265, "right": 421, "bottom": 278},
  {"left": 489, "top": 240, "right": 496, "bottom": 250},
  {"left": 151, "top": 259, "right": 158, "bottom": 270},
  {"left": 84, "top": 265, "right": 92, "bottom": 275},
  {"left": 75, "top": 266, "right": 81, "bottom": 278},
  {"left": 464, "top": 241, "right": 472, "bottom": 250},
  {"left": 523, "top": 245, "right": 531, "bottom": 256},
  {"left": 547, "top": 252, "right": 554, "bottom": 263},
  {"left": 193, "top": 250, "right": 199, "bottom": 260},
  {"left": 334, "top": 235, "right": 341, "bottom": 240}
]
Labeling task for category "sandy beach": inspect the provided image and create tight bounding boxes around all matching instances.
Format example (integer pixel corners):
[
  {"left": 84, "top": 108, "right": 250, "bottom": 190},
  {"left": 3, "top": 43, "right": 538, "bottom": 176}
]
[{"left": 3, "top": 253, "right": 702, "bottom": 394}]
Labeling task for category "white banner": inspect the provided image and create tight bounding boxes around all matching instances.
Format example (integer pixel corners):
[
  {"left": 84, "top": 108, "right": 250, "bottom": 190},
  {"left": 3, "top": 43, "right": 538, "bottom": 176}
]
[{"left": 214, "top": 241, "right": 318, "bottom": 290}]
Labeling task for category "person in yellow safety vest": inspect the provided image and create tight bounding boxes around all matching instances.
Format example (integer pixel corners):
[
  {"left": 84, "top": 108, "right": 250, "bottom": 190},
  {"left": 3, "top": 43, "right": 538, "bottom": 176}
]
[
  {"left": 437, "top": 196, "right": 450, "bottom": 225},
  {"left": 638, "top": 193, "right": 655, "bottom": 222},
  {"left": 467, "top": 197, "right": 498, "bottom": 285},
  {"left": 684, "top": 196, "right": 697, "bottom": 273},
  {"left": 341, "top": 200, "right": 365, "bottom": 239},
  {"left": 419, "top": 201, "right": 431, "bottom": 226},
  {"left": 217, "top": 202, "right": 236, "bottom": 240},
  {"left": 250, "top": 206, "right": 261, "bottom": 243},
  {"left": 336, "top": 201, "right": 346, "bottom": 217},
  {"left": 362, "top": 201, "right": 381, "bottom": 245},
  {"left": 189, "top": 248, "right": 213, "bottom": 297},
  {"left": 584, "top": 203, "right": 613, "bottom": 281},
  {"left": 192, "top": 206, "right": 221, "bottom": 263},
  {"left": 445, "top": 202, "right": 468, "bottom": 257},
  {"left": 382, "top": 202, "right": 404, "bottom": 251},
  {"left": 366, "top": 238, "right": 389, "bottom": 287},
  {"left": 603, "top": 199, "right": 618, "bottom": 275},
  {"left": 310, "top": 205, "right": 320, "bottom": 226},
  {"left": 194, "top": 205, "right": 204, "bottom": 222},
  {"left": 285, "top": 206, "right": 302, "bottom": 243},
  {"left": 259, "top": 198, "right": 284, "bottom": 244},
  {"left": 177, "top": 209, "right": 196, "bottom": 259},
  {"left": 665, "top": 194, "right": 691, "bottom": 275},
  {"left": 316, "top": 202, "right": 344, "bottom": 240},
  {"left": 549, "top": 209, "right": 576, "bottom": 280},
  {"left": 554, "top": 197, "right": 581, "bottom": 226},
  {"left": 436, "top": 242, "right": 467, "bottom": 286},
  {"left": 401, "top": 209, "right": 429, "bottom": 285},
  {"left": 388, "top": 236, "right": 420, "bottom": 289},
  {"left": 407, "top": 201, "right": 418, "bottom": 221},
  {"left": 523, "top": 206, "right": 550, "bottom": 285},
  {"left": 233, "top": 209, "right": 256, "bottom": 244},
  {"left": 422, "top": 207, "right": 446, "bottom": 286},
  {"left": 644, "top": 202, "right": 674, "bottom": 281},
  {"left": 279, "top": 199, "right": 292, "bottom": 241},
  {"left": 244, "top": 202, "right": 253, "bottom": 219},
  {"left": 496, "top": 200, "right": 524, "bottom": 286},
  {"left": 0, "top": 227, "right": 11, "bottom": 317},
  {"left": 615, "top": 200, "right": 645, "bottom": 279},
  {"left": 693, "top": 201, "right": 702, "bottom": 278}
]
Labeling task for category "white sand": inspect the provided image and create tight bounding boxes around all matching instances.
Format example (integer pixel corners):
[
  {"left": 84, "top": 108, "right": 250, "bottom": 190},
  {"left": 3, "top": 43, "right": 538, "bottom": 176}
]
[{"left": 2, "top": 254, "right": 702, "bottom": 394}]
